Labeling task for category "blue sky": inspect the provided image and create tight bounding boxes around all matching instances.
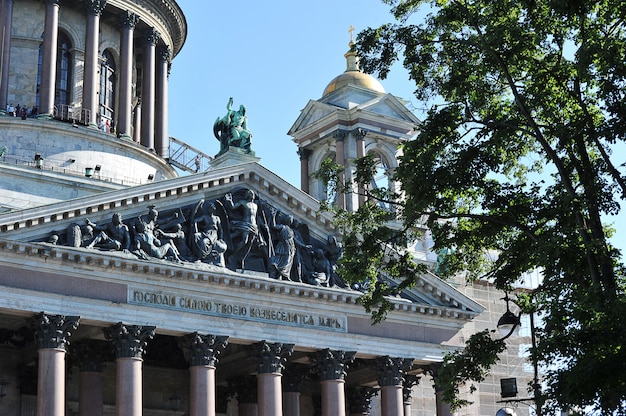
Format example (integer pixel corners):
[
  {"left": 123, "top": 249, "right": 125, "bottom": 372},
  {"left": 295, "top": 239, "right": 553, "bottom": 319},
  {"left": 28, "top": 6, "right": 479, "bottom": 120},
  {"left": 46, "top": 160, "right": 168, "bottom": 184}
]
[
  {"left": 167, "top": 0, "right": 419, "bottom": 186},
  {"left": 167, "top": 0, "right": 625, "bottom": 255}
]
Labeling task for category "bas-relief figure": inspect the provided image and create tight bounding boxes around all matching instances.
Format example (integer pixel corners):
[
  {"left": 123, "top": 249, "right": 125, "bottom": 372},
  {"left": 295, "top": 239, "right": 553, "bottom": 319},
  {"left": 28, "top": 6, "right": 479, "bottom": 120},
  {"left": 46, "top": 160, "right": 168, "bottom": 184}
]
[
  {"left": 213, "top": 97, "right": 252, "bottom": 156},
  {"left": 51, "top": 187, "right": 347, "bottom": 289}
]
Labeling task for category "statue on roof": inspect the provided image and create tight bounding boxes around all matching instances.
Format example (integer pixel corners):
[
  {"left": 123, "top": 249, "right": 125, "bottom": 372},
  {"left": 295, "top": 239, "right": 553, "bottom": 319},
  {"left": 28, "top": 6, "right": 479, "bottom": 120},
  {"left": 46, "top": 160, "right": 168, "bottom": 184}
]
[{"left": 213, "top": 97, "right": 252, "bottom": 156}]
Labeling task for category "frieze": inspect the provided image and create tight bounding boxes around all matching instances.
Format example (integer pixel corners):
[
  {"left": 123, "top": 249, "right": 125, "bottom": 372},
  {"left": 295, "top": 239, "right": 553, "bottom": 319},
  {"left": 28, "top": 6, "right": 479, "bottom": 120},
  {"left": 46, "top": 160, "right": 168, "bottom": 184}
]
[
  {"left": 129, "top": 287, "right": 347, "bottom": 332},
  {"left": 47, "top": 186, "right": 348, "bottom": 291}
]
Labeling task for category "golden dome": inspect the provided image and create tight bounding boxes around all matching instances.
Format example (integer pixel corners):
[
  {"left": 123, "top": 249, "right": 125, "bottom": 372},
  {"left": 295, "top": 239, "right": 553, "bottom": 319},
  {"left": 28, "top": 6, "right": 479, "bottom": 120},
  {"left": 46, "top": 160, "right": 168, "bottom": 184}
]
[{"left": 322, "top": 45, "right": 385, "bottom": 96}]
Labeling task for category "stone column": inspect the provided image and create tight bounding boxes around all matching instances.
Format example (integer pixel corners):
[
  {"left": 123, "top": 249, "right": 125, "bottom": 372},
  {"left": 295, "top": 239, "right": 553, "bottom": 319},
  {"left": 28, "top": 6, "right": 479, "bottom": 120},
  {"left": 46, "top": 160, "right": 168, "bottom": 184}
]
[
  {"left": 230, "top": 376, "right": 258, "bottom": 416},
  {"left": 253, "top": 341, "right": 294, "bottom": 416},
  {"left": 73, "top": 340, "right": 112, "bottom": 416},
  {"left": 104, "top": 323, "right": 155, "bottom": 416},
  {"left": 309, "top": 349, "right": 356, "bottom": 416},
  {"left": 333, "top": 130, "right": 347, "bottom": 209},
  {"left": 347, "top": 386, "right": 379, "bottom": 416},
  {"left": 33, "top": 312, "right": 80, "bottom": 416},
  {"left": 140, "top": 28, "right": 160, "bottom": 150},
  {"left": 134, "top": 101, "right": 142, "bottom": 142},
  {"left": 297, "top": 148, "right": 310, "bottom": 194},
  {"left": 425, "top": 365, "right": 452, "bottom": 416},
  {"left": 179, "top": 333, "right": 229, "bottom": 416},
  {"left": 0, "top": 0, "right": 15, "bottom": 111},
  {"left": 82, "top": 0, "right": 106, "bottom": 126},
  {"left": 282, "top": 364, "right": 307, "bottom": 416},
  {"left": 402, "top": 375, "right": 420, "bottom": 416},
  {"left": 39, "top": 0, "right": 61, "bottom": 116},
  {"left": 353, "top": 128, "right": 368, "bottom": 208},
  {"left": 118, "top": 10, "right": 138, "bottom": 138},
  {"left": 155, "top": 46, "right": 170, "bottom": 157},
  {"left": 376, "top": 357, "right": 413, "bottom": 416}
]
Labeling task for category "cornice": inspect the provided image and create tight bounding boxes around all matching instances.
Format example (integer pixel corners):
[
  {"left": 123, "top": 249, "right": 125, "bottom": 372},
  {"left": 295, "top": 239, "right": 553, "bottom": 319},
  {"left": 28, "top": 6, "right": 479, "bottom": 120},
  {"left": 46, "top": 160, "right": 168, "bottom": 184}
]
[
  {"left": 108, "top": 0, "right": 186, "bottom": 57},
  {"left": 0, "top": 163, "right": 335, "bottom": 239},
  {"left": 0, "top": 239, "right": 479, "bottom": 322}
]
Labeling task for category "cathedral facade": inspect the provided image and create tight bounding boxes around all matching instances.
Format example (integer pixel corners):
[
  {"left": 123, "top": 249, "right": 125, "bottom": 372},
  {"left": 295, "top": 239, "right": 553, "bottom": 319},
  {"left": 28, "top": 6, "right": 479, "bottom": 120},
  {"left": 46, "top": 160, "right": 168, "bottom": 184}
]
[{"left": 0, "top": 1, "right": 534, "bottom": 416}]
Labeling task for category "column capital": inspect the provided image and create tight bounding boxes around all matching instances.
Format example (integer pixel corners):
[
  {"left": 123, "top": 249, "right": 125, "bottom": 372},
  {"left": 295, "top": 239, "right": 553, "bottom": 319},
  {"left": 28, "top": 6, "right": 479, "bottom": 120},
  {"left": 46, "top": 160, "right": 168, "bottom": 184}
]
[
  {"left": 44, "top": 0, "right": 61, "bottom": 5},
  {"left": 333, "top": 130, "right": 347, "bottom": 141},
  {"left": 103, "top": 322, "right": 155, "bottom": 359},
  {"left": 143, "top": 27, "right": 161, "bottom": 45},
  {"left": 179, "top": 333, "right": 228, "bottom": 367},
  {"left": 403, "top": 374, "right": 421, "bottom": 404},
  {"left": 72, "top": 339, "right": 112, "bottom": 372},
  {"left": 353, "top": 127, "right": 368, "bottom": 139},
  {"left": 120, "top": 10, "right": 139, "bottom": 29},
  {"left": 347, "top": 386, "right": 379, "bottom": 415},
  {"left": 84, "top": 0, "right": 106, "bottom": 15},
  {"left": 32, "top": 312, "right": 80, "bottom": 350},
  {"left": 157, "top": 46, "right": 171, "bottom": 63},
  {"left": 252, "top": 341, "right": 294, "bottom": 374},
  {"left": 376, "top": 356, "right": 414, "bottom": 387},
  {"left": 297, "top": 147, "right": 310, "bottom": 160},
  {"left": 308, "top": 349, "right": 356, "bottom": 381},
  {"left": 282, "top": 363, "right": 308, "bottom": 393}
]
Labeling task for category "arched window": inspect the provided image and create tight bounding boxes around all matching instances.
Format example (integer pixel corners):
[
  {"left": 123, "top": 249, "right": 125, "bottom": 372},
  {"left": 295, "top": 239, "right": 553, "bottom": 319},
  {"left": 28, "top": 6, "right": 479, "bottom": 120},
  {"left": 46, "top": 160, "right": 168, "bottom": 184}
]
[
  {"left": 100, "top": 50, "right": 116, "bottom": 121},
  {"left": 368, "top": 152, "right": 391, "bottom": 210},
  {"left": 55, "top": 32, "right": 72, "bottom": 107}
]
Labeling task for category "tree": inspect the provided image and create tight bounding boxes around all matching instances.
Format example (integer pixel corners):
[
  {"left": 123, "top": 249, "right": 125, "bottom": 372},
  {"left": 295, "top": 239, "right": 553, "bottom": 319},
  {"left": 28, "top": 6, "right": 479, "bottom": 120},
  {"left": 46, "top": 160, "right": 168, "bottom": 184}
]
[{"left": 320, "top": 0, "right": 626, "bottom": 413}]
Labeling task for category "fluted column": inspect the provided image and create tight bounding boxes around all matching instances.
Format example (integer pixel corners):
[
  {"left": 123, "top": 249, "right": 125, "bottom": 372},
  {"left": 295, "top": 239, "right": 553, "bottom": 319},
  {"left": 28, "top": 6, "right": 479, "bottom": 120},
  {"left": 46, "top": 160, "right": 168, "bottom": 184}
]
[
  {"left": 82, "top": 0, "right": 106, "bottom": 126},
  {"left": 179, "top": 333, "right": 229, "bottom": 416},
  {"left": 140, "top": 28, "right": 159, "bottom": 149},
  {"left": 333, "top": 130, "right": 346, "bottom": 209},
  {"left": 0, "top": 0, "right": 15, "bottom": 111},
  {"left": 73, "top": 340, "right": 112, "bottom": 416},
  {"left": 104, "top": 323, "right": 155, "bottom": 416},
  {"left": 33, "top": 312, "right": 80, "bottom": 416},
  {"left": 309, "top": 349, "right": 356, "bottom": 416},
  {"left": 402, "top": 375, "right": 420, "bottom": 416},
  {"left": 282, "top": 364, "right": 307, "bottom": 416},
  {"left": 155, "top": 46, "right": 170, "bottom": 156},
  {"left": 118, "top": 10, "right": 138, "bottom": 138},
  {"left": 253, "top": 341, "right": 294, "bottom": 416},
  {"left": 376, "top": 357, "right": 413, "bottom": 416},
  {"left": 298, "top": 148, "right": 310, "bottom": 194}
]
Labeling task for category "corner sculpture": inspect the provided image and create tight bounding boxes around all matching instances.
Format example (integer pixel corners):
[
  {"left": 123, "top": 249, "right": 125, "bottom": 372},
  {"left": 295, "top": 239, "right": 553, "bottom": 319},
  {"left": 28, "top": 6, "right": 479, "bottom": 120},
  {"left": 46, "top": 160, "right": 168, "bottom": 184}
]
[
  {"left": 50, "top": 187, "right": 346, "bottom": 288},
  {"left": 213, "top": 97, "right": 252, "bottom": 156}
]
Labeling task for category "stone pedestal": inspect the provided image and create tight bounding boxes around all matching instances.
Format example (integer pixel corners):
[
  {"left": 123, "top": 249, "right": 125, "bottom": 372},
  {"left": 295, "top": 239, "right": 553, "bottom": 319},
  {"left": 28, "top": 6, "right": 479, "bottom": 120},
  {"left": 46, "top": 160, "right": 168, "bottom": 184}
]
[{"left": 210, "top": 147, "right": 260, "bottom": 169}]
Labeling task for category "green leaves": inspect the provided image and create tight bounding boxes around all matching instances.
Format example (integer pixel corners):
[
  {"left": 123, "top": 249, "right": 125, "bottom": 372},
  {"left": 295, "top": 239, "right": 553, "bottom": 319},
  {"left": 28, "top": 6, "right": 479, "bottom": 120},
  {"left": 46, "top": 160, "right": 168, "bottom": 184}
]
[{"left": 347, "top": 0, "right": 626, "bottom": 413}]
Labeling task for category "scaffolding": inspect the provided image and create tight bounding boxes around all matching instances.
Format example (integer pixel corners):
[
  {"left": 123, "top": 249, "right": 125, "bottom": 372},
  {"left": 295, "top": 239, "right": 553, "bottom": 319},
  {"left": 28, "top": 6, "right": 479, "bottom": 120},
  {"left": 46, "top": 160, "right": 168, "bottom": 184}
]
[{"left": 168, "top": 136, "right": 213, "bottom": 174}]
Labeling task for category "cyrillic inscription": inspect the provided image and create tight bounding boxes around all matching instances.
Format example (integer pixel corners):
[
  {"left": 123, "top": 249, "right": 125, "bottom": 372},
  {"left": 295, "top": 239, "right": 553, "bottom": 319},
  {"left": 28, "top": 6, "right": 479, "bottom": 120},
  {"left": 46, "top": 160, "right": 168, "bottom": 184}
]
[{"left": 129, "top": 288, "right": 346, "bottom": 332}]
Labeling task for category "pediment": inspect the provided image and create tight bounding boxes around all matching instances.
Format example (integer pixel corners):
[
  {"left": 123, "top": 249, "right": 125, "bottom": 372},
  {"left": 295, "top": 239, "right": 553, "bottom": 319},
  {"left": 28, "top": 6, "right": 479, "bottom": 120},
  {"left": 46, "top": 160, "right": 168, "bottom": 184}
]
[
  {"left": 0, "top": 161, "right": 482, "bottom": 317},
  {"left": 289, "top": 94, "right": 421, "bottom": 143},
  {"left": 287, "top": 100, "right": 339, "bottom": 137},
  {"left": 357, "top": 94, "right": 422, "bottom": 125}
]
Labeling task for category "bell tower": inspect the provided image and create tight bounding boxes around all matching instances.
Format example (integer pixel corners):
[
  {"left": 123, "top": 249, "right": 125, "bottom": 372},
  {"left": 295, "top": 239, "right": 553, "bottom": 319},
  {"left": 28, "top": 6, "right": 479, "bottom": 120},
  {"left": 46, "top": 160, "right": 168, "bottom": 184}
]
[{"left": 288, "top": 35, "right": 420, "bottom": 211}]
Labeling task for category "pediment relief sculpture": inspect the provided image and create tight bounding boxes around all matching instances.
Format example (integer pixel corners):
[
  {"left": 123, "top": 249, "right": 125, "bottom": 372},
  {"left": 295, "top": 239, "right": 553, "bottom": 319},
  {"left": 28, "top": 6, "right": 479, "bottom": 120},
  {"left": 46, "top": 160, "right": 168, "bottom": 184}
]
[{"left": 47, "top": 187, "right": 345, "bottom": 289}]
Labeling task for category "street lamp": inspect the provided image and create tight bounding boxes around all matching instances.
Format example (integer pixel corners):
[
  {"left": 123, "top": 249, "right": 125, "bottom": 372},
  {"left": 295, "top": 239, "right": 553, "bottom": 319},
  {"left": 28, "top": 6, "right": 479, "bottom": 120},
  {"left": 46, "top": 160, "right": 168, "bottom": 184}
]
[
  {"left": 497, "top": 292, "right": 542, "bottom": 416},
  {"left": 497, "top": 293, "right": 521, "bottom": 338}
]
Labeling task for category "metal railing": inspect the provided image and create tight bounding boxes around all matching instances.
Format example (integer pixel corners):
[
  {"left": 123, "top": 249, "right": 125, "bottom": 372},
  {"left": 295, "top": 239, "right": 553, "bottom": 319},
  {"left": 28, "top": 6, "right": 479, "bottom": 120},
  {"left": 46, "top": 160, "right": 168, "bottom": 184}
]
[
  {"left": 168, "top": 136, "right": 213, "bottom": 174},
  {"left": 53, "top": 105, "right": 91, "bottom": 125}
]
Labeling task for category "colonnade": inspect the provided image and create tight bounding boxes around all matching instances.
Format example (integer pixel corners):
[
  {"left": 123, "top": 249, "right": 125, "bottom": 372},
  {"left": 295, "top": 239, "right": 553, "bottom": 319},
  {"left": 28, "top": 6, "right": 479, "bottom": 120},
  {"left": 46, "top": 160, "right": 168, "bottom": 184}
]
[
  {"left": 31, "top": 312, "right": 451, "bottom": 416},
  {"left": 0, "top": 0, "right": 171, "bottom": 155}
]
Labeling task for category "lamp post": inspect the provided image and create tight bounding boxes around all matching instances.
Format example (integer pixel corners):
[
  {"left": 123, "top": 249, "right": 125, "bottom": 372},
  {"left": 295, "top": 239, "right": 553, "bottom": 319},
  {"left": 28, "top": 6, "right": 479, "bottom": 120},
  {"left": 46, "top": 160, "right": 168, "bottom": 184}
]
[{"left": 497, "top": 293, "right": 542, "bottom": 416}]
